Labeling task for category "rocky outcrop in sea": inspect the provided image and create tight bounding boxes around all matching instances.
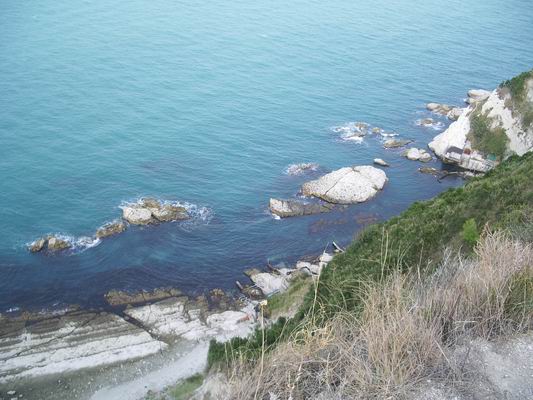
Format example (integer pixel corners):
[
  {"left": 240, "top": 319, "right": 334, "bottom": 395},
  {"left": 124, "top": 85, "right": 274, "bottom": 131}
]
[
  {"left": 429, "top": 71, "right": 533, "bottom": 172},
  {"left": 301, "top": 166, "right": 387, "bottom": 204}
]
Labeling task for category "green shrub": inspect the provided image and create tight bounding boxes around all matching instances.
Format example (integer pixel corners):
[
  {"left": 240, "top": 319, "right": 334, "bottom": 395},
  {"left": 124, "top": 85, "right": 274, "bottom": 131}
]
[
  {"left": 469, "top": 112, "right": 509, "bottom": 159},
  {"left": 462, "top": 218, "right": 479, "bottom": 247},
  {"left": 500, "top": 68, "right": 533, "bottom": 129}
]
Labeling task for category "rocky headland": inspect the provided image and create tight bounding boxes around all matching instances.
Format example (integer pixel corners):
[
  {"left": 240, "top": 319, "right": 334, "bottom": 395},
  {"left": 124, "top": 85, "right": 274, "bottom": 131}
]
[{"left": 428, "top": 70, "right": 533, "bottom": 172}]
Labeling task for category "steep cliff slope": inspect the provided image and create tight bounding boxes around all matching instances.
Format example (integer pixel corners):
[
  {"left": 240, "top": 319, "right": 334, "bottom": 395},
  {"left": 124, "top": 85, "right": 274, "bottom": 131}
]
[{"left": 429, "top": 69, "right": 533, "bottom": 170}]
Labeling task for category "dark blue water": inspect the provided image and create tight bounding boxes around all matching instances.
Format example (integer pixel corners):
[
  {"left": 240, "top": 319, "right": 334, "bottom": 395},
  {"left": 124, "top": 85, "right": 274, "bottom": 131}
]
[{"left": 1, "top": 0, "right": 532, "bottom": 312}]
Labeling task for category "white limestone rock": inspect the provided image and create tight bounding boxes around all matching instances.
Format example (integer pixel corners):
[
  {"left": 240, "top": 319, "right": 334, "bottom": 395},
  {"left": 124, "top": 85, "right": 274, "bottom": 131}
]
[
  {"left": 0, "top": 311, "right": 166, "bottom": 383},
  {"left": 251, "top": 273, "right": 289, "bottom": 296},
  {"left": 301, "top": 166, "right": 387, "bottom": 204},
  {"left": 121, "top": 206, "right": 154, "bottom": 225},
  {"left": 467, "top": 89, "right": 491, "bottom": 104},
  {"left": 404, "top": 148, "right": 432, "bottom": 162}
]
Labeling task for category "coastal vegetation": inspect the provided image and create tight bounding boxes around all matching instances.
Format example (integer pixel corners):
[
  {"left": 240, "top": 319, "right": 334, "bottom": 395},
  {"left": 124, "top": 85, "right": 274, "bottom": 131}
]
[
  {"left": 208, "top": 152, "right": 533, "bottom": 377},
  {"left": 468, "top": 110, "right": 509, "bottom": 159},
  {"left": 500, "top": 68, "right": 533, "bottom": 129}
]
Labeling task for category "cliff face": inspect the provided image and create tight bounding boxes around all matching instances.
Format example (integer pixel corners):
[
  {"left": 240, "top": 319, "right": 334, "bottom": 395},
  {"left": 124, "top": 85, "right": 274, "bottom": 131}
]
[{"left": 429, "top": 69, "right": 533, "bottom": 171}]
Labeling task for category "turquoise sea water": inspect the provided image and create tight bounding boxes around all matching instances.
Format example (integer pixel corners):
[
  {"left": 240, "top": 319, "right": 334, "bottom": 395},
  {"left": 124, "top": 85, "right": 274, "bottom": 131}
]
[{"left": 1, "top": 0, "right": 532, "bottom": 312}]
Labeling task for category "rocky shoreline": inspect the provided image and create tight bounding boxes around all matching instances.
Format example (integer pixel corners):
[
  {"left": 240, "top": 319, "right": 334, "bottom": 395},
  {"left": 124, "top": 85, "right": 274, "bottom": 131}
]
[{"left": 0, "top": 245, "right": 338, "bottom": 398}]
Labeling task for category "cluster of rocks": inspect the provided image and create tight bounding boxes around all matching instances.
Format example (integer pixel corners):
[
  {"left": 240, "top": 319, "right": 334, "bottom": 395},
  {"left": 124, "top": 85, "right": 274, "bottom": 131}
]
[
  {"left": 270, "top": 166, "right": 387, "bottom": 218},
  {"left": 120, "top": 198, "right": 189, "bottom": 225},
  {"left": 415, "top": 117, "right": 445, "bottom": 130},
  {"left": 28, "top": 198, "right": 190, "bottom": 253},
  {"left": 334, "top": 121, "right": 398, "bottom": 142},
  {"left": 28, "top": 235, "right": 72, "bottom": 252},
  {"left": 403, "top": 147, "right": 432, "bottom": 162},
  {"left": 237, "top": 252, "right": 336, "bottom": 302},
  {"left": 426, "top": 103, "right": 464, "bottom": 121}
]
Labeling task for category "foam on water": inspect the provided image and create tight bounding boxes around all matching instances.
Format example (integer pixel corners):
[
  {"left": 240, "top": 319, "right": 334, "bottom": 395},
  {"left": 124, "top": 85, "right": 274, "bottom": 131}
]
[{"left": 285, "top": 163, "right": 320, "bottom": 176}]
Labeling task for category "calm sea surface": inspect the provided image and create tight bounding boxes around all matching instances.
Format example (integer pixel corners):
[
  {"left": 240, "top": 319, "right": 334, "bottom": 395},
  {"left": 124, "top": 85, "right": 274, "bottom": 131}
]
[{"left": 1, "top": 0, "right": 532, "bottom": 312}]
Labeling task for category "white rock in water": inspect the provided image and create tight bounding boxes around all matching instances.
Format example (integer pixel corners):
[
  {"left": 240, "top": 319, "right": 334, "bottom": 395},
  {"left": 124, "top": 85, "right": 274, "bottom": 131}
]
[
  {"left": 467, "top": 89, "right": 491, "bottom": 103},
  {"left": 429, "top": 107, "right": 472, "bottom": 158},
  {"left": 302, "top": 166, "right": 387, "bottom": 204},
  {"left": 373, "top": 158, "right": 389, "bottom": 167},
  {"left": 251, "top": 273, "right": 289, "bottom": 296},
  {"left": 122, "top": 206, "right": 153, "bottom": 225},
  {"left": 404, "top": 148, "right": 432, "bottom": 162},
  {"left": 447, "top": 107, "right": 464, "bottom": 121}
]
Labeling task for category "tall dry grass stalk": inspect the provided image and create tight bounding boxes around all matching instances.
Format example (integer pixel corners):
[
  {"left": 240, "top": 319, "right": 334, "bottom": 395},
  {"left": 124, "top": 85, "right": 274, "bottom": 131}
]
[{"left": 226, "top": 232, "right": 533, "bottom": 400}]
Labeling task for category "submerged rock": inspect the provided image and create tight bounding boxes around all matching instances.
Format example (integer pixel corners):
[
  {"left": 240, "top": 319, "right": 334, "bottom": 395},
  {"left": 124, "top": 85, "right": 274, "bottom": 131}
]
[
  {"left": 269, "top": 198, "right": 334, "bottom": 218},
  {"left": 383, "top": 138, "right": 413, "bottom": 148},
  {"left": 285, "top": 163, "right": 320, "bottom": 176},
  {"left": 373, "top": 158, "right": 389, "bottom": 167},
  {"left": 404, "top": 148, "right": 432, "bottom": 162},
  {"left": 302, "top": 166, "right": 387, "bottom": 204},
  {"left": 104, "top": 287, "right": 182, "bottom": 306},
  {"left": 419, "top": 167, "right": 440, "bottom": 175},
  {"left": 96, "top": 220, "right": 127, "bottom": 238}
]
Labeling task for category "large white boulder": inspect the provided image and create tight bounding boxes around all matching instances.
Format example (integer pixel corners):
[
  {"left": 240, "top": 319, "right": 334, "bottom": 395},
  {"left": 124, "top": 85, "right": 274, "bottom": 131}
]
[
  {"left": 301, "top": 166, "right": 387, "bottom": 204},
  {"left": 467, "top": 89, "right": 491, "bottom": 104},
  {"left": 122, "top": 206, "right": 154, "bottom": 225},
  {"left": 405, "top": 148, "right": 432, "bottom": 162},
  {"left": 428, "top": 107, "right": 472, "bottom": 158}
]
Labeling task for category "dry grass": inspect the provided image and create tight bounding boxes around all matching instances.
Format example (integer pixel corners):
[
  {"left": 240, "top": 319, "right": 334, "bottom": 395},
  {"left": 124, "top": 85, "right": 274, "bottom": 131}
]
[{"left": 225, "top": 232, "right": 533, "bottom": 400}]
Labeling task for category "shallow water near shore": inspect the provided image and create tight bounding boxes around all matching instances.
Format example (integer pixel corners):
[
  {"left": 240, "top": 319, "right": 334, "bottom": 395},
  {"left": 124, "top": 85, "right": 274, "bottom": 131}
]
[{"left": 1, "top": 0, "right": 533, "bottom": 312}]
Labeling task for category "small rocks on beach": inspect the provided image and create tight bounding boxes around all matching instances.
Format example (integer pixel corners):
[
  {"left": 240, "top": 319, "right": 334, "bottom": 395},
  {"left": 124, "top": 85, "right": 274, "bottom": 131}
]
[
  {"left": 269, "top": 198, "right": 334, "bottom": 218},
  {"left": 302, "top": 166, "right": 387, "bottom": 204},
  {"left": 403, "top": 148, "right": 433, "bottom": 162}
]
